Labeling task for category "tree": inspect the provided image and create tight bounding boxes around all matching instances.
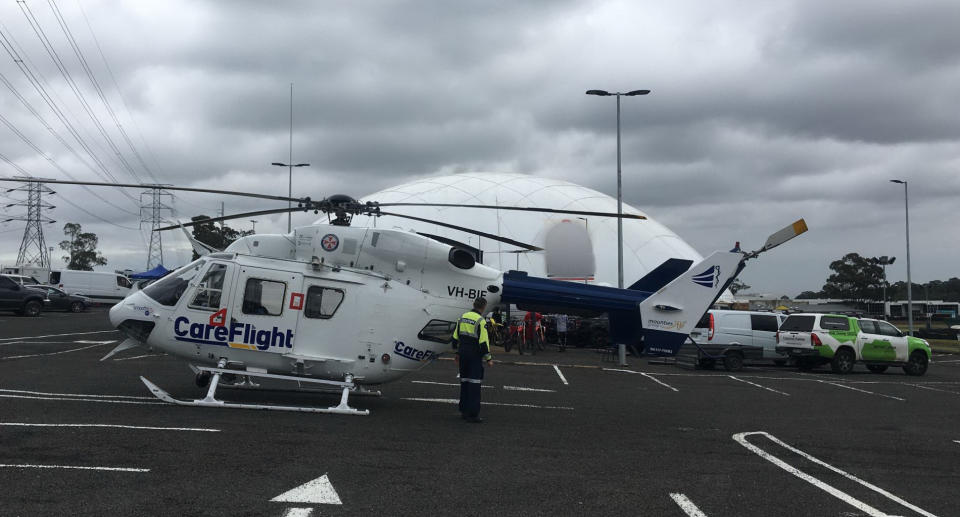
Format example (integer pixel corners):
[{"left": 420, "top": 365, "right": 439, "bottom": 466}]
[
  {"left": 190, "top": 215, "right": 254, "bottom": 260},
  {"left": 59, "top": 223, "right": 107, "bottom": 270},
  {"left": 821, "top": 253, "right": 884, "bottom": 302},
  {"left": 796, "top": 290, "right": 822, "bottom": 299},
  {"left": 729, "top": 279, "right": 751, "bottom": 294}
]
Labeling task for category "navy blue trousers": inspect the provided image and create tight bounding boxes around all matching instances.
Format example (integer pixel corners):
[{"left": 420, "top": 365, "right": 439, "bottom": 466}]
[{"left": 458, "top": 344, "right": 485, "bottom": 417}]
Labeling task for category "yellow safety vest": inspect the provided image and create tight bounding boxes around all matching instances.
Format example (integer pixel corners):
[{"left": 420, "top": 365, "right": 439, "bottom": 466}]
[{"left": 453, "top": 311, "right": 491, "bottom": 360}]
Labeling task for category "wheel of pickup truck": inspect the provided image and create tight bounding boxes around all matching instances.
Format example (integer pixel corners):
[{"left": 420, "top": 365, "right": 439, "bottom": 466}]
[
  {"left": 21, "top": 300, "right": 41, "bottom": 317},
  {"left": 866, "top": 364, "right": 888, "bottom": 374},
  {"left": 831, "top": 348, "right": 855, "bottom": 374},
  {"left": 903, "top": 351, "right": 929, "bottom": 376},
  {"left": 723, "top": 352, "right": 744, "bottom": 372}
]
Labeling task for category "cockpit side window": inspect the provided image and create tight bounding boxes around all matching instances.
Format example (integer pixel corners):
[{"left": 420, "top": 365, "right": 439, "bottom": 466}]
[
  {"left": 142, "top": 259, "right": 204, "bottom": 307},
  {"left": 189, "top": 263, "right": 228, "bottom": 311}
]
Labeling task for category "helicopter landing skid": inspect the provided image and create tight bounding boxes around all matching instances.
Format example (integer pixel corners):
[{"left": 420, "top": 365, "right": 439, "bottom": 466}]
[{"left": 139, "top": 371, "right": 370, "bottom": 415}]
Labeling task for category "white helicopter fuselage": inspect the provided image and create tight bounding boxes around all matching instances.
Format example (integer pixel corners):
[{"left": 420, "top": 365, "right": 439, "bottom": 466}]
[{"left": 109, "top": 223, "right": 502, "bottom": 385}]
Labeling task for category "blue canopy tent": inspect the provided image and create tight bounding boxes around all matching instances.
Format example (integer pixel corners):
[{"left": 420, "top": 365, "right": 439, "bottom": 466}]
[{"left": 130, "top": 264, "right": 170, "bottom": 280}]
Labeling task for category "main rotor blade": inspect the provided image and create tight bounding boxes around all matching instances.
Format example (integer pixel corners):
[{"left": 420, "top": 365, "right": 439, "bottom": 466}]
[
  {"left": 0, "top": 177, "right": 299, "bottom": 203},
  {"left": 155, "top": 207, "right": 300, "bottom": 231},
  {"left": 376, "top": 202, "right": 647, "bottom": 220},
  {"left": 377, "top": 210, "right": 543, "bottom": 251}
]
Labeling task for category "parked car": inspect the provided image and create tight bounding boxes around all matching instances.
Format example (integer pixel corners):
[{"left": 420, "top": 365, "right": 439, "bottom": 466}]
[
  {"left": 48, "top": 270, "right": 132, "bottom": 304},
  {"left": 690, "top": 310, "right": 789, "bottom": 366},
  {"left": 27, "top": 286, "right": 89, "bottom": 313},
  {"left": 0, "top": 275, "right": 45, "bottom": 316},
  {"left": 775, "top": 313, "right": 931, "bottom": 375},
  {"left": 1, "top": 273, "right": 43, "bottom": 286}
]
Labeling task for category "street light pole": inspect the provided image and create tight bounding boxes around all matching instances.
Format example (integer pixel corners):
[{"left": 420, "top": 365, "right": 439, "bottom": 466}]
[
  {"left": 875, "top": 255, "right": 895, "bottom": 318},
  {"left": 890, "top": 180, "right": 912, "bottom": 336},
  {"left": 271, "top": 83, "right": 311, "bottom": 233},
  {"left": 586, "top": 89, "right": 649, "bottom": 288},
  {"left": 250, "top": 219, "right": 258, "bottom": 234},
  {"left": 587, "top": 88, "right": 650, "bottom": 365}
]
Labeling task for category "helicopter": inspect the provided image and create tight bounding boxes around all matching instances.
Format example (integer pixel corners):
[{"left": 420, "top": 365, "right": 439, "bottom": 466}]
[{"left": 0, "top": 176, "right": 807, "bottom": 415}]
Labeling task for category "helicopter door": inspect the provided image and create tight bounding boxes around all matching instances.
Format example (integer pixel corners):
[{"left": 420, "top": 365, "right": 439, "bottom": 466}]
[{"left": 232, "top": 267, "right": 303, "bottom": 354}]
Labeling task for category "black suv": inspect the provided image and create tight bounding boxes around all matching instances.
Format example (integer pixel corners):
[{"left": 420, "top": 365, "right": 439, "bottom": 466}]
[{"left": 0, "top": 274, "right": 45, "bottom": 316}]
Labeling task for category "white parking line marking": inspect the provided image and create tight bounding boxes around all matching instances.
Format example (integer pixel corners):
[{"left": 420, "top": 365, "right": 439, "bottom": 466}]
[
  {"left": 734, "top": 431, "right": 937, "bottom": 517},
  {"left": 728, "top": 376, "right": 790, "bottom": 396},
  {"left": 282, "top": 509, "right": 314, "bottom": 517},
  {"left": 910, "top": 384, "right": 960, "bottom": 395},
  {"left": 0, "top": 423, "right": 219, "bottom": 432},
  {"left": 0, "top": 463, "right": 149, "bottom": 473},
  {"left": 0, "top": 343, "right": 111, "bottom": 360},
  {"left": 669, "top": 493, "right": 708, "bottom": 517},
  {"left": 503, "top": 386, "right": 555, "bottom": 392},
  {"left": 553, "top": 365, "right": 568, "bottom": 385},
  {"left": 403, "top": 397, "right": 574, "bottom": 410},
  {"left": 818, "top": 380, "right": 905, "bottom": 401},
  {"left": 0, "top": 394, "right": 164, "bottom": 405},
  {"left": 603, "top": 368, "right": 679, "bottom": 391},
  {"left": 0, "top": 330, "right": 117, "bottom": 342},
  {"left": 411, "top": 380, "right": 493, "bottom": 389},
  {"left": 641, "top": 373, "right": 679, "bottom": 392},
  {"left": 113, "top": 354, "right": 165, "bottom": 361},
  {"left": 0, "top": 388, "right": 154, "bottom": 400},
  {"left": 0, "top": 341, "right": 81, "bottom": 347}
]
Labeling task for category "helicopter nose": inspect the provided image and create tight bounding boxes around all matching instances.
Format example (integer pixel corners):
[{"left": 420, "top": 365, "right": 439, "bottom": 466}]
[
  {"left": 111, "top": 291, "right": 148, "bottom": 323},
  {"left": 110, "top": 291, "right": 158, "bottom": 343}
]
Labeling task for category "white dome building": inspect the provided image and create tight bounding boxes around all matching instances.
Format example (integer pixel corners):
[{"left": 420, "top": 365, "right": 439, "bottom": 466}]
[{"left": 335, "top": 173, "right": 705, "bottom": 289}]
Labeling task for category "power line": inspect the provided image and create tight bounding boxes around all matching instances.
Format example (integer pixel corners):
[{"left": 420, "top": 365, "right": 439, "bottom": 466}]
[
  {"left": 17, "top": 0, "right": 144, "bottom": 185},
  {"left": 0, "top": 152, "right": 139, "bottom": 231},
  {"left": 74, "top": 0, "right": 164, "bottom": 185},
  {"left": 47, "top": 0, "right": 161, "bottom": 185},
  {"left": 0, "top": 25, "right": 140, "bottom": 213}
]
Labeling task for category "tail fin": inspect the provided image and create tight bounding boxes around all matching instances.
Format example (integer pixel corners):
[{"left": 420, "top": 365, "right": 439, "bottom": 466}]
[
  {"left": 627, "top": 258, "right": 693, "bottom": 293},
  {"left": 637, "top": 251, "right": 744, "bottom": 355}
]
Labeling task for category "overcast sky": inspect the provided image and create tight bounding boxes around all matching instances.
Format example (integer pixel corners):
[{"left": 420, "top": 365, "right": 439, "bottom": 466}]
[{"left": 0, "top": 0, "right": 957, "bottom": 296}]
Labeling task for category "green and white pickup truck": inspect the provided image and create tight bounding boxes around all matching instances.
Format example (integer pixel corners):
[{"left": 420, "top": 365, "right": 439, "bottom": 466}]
[{"left": 775, "top": 313, "right": 931, "bottom": 375}]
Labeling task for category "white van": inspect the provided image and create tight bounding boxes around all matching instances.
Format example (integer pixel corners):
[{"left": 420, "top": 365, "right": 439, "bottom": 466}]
[
  {"left": 49, "top": 270, "right": 132, "bottom": 304},
  {"left": 690, "top": 310, "right": 789, "bottom": 364}
]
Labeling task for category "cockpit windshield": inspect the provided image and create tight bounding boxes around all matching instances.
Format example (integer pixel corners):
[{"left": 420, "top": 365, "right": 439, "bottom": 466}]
[{"left": 141, "top": 259, "right": 205, "bottom": 307}]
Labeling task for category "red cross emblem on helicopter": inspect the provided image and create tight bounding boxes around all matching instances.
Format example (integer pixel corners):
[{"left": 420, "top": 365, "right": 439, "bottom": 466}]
[{"left": 320, "top": 233, "right": 339, "bottom": 252}]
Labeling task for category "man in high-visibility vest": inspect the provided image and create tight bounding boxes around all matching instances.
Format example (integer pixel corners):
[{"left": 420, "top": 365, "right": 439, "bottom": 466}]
[{"left": 453, "top": 297, "right": 492, "bottom": 423}]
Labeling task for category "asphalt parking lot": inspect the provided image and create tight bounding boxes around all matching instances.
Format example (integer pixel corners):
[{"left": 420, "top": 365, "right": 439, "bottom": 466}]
[{"left": 2, "top": 310, "right": 960, "bottom": 516}]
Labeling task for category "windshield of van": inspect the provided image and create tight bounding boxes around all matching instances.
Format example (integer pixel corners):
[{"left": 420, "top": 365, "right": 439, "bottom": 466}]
[
  {"left": 780, "top": 315, "right": 814, "bottom": 332},
  {"left": 142, "top": 259, "right": 204, "bottom": 307}
]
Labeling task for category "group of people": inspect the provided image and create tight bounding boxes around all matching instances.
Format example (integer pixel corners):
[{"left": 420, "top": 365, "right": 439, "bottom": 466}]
[
  {"left": 452, "top": 299, "right": 571, "bottom": 423},
  {"left": 487, "top": 307, "right": 570, "bottom": 351}
]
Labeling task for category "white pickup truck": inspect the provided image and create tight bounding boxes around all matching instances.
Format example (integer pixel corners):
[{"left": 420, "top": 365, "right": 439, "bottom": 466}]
[{"left": 775, "top": 313, "right": 930, "bottom": 375}]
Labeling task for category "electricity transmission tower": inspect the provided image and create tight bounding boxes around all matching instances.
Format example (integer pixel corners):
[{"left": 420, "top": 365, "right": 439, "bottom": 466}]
[
  {"left": 4, "top": 177, "right": 56, "bottom": 267},
  {"left": 140, "top": 186, "right": 172, "bottom": 269}
]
